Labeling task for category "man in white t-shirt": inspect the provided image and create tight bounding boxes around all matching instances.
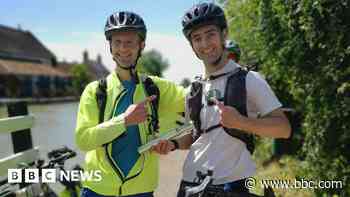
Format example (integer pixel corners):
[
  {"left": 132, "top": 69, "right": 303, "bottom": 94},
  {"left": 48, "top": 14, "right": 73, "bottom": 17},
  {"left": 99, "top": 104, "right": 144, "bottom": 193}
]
[{"left": 152, "top": 2, "right": 291, "bottom": 196}]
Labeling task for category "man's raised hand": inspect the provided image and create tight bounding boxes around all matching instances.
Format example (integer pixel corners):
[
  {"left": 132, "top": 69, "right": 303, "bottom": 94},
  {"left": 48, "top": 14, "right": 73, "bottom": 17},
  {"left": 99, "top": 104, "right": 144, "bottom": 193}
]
[
  {"left": 124, "top": 95, "right": 156, "bottom": 126},
  {"left": 212, "top": 98, "right": 245, "bottom": 129}
]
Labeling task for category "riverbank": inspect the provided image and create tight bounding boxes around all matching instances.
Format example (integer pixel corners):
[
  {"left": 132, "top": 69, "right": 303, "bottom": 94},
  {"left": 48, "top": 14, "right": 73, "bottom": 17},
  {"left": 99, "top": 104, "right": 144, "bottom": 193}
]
[{"left": 0, "top": 96, "right": 78, "bottom": 105}]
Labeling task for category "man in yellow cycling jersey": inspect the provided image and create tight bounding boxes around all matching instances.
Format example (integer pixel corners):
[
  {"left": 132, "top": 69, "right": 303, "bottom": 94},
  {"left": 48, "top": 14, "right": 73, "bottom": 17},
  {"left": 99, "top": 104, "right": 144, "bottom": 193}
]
[{"left": 75, "top": 11, "right": 185, "bottom": 197}]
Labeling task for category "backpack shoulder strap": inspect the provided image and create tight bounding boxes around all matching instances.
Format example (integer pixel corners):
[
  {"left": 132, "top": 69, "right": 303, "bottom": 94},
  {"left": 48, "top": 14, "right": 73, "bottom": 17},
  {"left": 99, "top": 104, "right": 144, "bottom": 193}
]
[
  {"left": 224, "top": 68, "right": 255, "bottom": 153},
  {"left": 224, "top": 68, "right": 248, "bottom": 116},
  {"left": 188, "top": 79, "right": 204, "bottom": 139},
  {"left": 96, "top": 78, "right": 107, "bottom": 124},
  {"left": 142, "top": 76, "right": 160, "bottom": 133}
]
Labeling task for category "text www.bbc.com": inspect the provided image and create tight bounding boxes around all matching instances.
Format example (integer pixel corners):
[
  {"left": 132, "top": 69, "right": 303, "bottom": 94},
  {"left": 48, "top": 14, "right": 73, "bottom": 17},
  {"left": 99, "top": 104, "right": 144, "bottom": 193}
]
[{"left": 244, "top": 177, "right": 343, "bottom": 190}]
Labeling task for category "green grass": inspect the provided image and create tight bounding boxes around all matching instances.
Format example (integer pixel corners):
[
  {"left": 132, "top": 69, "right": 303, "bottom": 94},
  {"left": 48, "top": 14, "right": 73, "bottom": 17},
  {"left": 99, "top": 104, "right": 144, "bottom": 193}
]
[
  {"left": 252, "top": 156, "right": 315, "bottom": 197},
  {"left": 251, "top": 138, "right": 315, "bottom": 197},
  {"left": 250, "top": 138, "right": 342, "bottom": 197}
]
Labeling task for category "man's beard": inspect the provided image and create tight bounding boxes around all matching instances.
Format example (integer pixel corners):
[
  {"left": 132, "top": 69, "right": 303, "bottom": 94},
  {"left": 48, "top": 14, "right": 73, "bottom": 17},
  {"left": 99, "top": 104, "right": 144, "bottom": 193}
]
[{"left": 202, "top": 53, "right": 223, "bottom": 67}]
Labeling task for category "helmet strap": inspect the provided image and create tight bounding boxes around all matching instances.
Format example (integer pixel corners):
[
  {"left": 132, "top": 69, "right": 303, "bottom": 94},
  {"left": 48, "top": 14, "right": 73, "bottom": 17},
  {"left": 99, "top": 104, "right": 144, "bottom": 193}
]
[
  {"left": 131, "top": 48, "right": 143, "bottom": 84},
  {"left": 111, "top": 42, "right": 143, "bottom": 84}
]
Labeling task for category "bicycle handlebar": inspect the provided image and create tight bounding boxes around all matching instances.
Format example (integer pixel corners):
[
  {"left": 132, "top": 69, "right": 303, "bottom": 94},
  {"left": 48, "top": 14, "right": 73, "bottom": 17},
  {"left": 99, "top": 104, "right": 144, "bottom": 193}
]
[
  {"left": 50, "top": 151, "right": 76, "bottom": 164},
  {"left": 32, "top": 147, "right": 76, "bottom": 169},
  {"left": 185, "top": 170, "right": 213, "bottom": 197},
  {"left": 185, "top": 175, "right": 212, "bottom": 197},
  {"left": 48, "top": 146, "right": 73, "bottom": 159}
]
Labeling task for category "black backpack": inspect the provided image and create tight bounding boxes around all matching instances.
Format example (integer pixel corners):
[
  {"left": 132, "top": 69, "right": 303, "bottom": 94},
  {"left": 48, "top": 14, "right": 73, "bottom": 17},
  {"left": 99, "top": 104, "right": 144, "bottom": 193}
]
[
  {"left": 95, "top": 76, "right": 160, "bottom": 134},
  {"left": 188, "top": 68, "right": 255, "bottom": 153}
]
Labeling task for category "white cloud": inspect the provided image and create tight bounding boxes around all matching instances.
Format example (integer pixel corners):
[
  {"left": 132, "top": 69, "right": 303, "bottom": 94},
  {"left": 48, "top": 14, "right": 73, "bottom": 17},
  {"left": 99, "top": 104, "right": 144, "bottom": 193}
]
[
  {"left": 47, "top": 32, "right": 202, "bottom": 84},
  {"left": 145, "top": 33, "right": 203, "bottom": 83},
  {"left": 46, "top": 33, "right": 111, "bottom": 65}
]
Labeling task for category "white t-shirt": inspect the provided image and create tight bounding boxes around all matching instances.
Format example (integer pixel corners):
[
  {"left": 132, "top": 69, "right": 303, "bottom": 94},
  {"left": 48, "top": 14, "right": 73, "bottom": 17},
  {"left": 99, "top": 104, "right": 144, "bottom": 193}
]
[{"left": 182, "top": 60, "right": 282, "bottom": 184}]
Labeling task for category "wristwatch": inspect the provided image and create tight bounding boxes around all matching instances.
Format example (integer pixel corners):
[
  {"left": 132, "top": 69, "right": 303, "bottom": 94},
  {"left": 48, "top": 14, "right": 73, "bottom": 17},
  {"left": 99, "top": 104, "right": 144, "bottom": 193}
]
[{"left": 170, "top": 139, "right": 179, "bottom": 151}]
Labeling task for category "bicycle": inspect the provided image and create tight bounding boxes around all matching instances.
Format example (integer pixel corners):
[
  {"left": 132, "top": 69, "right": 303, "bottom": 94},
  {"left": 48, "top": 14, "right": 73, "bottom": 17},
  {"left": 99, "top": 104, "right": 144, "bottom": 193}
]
[
  {"left": 47, "top": 147, "right": 82, "bottom": 197},
  {"left": 0, "top": 147, "right": 81, "bottom": 197},
  {"left": 184, "top": 170, "right": 276, "bottom": 197}
]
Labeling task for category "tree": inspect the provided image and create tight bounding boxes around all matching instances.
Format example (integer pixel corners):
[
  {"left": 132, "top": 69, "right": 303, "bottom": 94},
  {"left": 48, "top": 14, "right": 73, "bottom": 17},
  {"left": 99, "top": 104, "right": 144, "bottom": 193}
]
[
  {"left": 70, "top": 64, "right": 91, "bottom": 95},
  {"left": 225, "top": 0, "right": 350, "bottom": 195},
  {"left": 138, "top": 49, "right": 169, "bottom": 77}
]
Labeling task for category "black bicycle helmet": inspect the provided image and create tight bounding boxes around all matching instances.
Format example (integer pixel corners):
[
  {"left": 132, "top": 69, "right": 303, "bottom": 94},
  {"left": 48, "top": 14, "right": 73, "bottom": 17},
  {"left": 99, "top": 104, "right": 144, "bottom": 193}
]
[
  {"left": 182, "top": 3, "right": 227, "bottom": 40},
  {"left": 104, "top": 11, "right": 147, "bottom": 41}
]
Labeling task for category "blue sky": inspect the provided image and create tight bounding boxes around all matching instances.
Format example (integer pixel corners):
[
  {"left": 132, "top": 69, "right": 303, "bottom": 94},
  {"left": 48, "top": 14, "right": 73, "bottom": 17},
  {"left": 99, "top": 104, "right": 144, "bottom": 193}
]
[
  {"left": 1, "top": 0, "right": 203, "bottom": 40},
  {"left": 0, "top": 0, "right": 222, "bottom": 82}
]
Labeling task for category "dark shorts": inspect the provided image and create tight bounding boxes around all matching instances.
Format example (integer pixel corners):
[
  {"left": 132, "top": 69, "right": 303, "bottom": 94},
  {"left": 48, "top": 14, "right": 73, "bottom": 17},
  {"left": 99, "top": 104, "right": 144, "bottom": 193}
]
[{"left": 81, "top": 188, "right": 153, "bottom": 197}]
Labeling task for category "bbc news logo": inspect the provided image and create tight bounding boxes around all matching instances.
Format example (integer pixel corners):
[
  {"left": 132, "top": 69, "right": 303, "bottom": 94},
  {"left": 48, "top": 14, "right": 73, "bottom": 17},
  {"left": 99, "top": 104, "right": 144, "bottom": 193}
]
[{"left": 8, "top": 169, "right": 102, "bottom": 183}]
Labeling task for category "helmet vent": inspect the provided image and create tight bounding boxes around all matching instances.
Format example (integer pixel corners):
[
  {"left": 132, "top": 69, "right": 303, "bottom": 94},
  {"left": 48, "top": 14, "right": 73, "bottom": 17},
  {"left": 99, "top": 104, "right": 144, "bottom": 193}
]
[
  {"left": 130, "top": 14, "right": 136, "bottom": 24},
  {"left": 109, "top": 15, "right": 116, "bottom": 25},
  {"left": 186, "top": 13, "right": 192, "bottom": 20},
  {"left": 104, "top": 11, "right": 147, "bottom": 41},
  {"left": 202, "top": 4, "right": 209, "bottom": 14},
  {"left": 182, "top": 3, "right": 227, "bottom": 40},
  {"left": 119, "top": 12, "right": 125, "bottom": 25},
  {"left": 194, "top": 8, "right": 199, "bottom": 17}
]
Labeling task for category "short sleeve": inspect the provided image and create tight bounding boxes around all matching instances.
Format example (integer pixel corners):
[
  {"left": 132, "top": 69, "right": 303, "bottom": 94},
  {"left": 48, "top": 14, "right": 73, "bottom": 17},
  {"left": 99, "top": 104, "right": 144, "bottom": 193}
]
[{"left": 246, "top": 71, "right": 282, "bottom": 117}]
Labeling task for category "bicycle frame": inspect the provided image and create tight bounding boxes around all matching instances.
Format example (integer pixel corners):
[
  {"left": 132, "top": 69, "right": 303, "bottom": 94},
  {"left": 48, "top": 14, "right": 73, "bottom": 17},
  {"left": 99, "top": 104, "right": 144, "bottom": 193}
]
[{"left": 0, "top": 147, "right": 79, "bottom": 197}]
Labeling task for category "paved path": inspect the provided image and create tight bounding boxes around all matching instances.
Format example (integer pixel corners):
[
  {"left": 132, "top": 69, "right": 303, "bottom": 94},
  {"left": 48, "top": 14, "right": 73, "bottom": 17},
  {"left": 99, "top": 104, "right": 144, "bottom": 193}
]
[{"left": 154, "top": 150, "right": 188, "bottom": 197}]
